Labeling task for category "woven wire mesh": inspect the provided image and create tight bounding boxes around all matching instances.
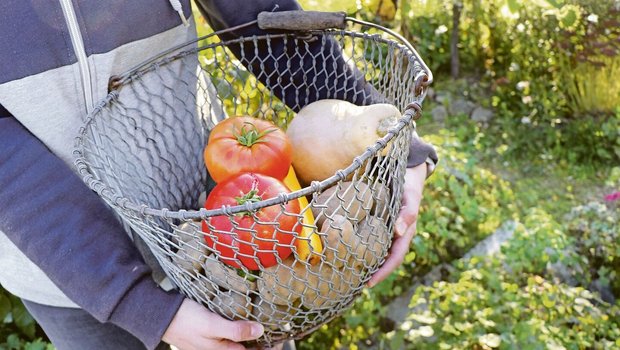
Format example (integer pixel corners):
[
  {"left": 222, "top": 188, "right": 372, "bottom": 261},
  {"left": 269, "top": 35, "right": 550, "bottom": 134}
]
[{"left": 75, "top": 25, "right": 428, "bottom": 346}]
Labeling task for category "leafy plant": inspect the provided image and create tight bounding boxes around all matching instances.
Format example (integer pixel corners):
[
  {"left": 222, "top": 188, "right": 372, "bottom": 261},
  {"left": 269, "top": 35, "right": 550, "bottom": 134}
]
[
  {"left": 0, "top": 289, "right": 52, "bottom": 350},
  {"left": 405, "top": 262, "right": 620, "bottom": 349},
  {"left": 565, "top": 202, "right": 620, "bottom": 296},
  {"left": 412, "top": 130, "right": 516, "bottom": 274}
]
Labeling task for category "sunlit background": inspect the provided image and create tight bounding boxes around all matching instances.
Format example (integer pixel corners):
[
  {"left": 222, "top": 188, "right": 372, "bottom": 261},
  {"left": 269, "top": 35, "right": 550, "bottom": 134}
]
[{"left": 1, "top": 1, "right": 618, "bottom": 349}]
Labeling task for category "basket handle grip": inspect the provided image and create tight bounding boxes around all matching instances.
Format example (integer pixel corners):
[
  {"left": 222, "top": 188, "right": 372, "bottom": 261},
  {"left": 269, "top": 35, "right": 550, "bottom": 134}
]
[{"left": 257, "top": 11, "right": 346, "bottom": 31}]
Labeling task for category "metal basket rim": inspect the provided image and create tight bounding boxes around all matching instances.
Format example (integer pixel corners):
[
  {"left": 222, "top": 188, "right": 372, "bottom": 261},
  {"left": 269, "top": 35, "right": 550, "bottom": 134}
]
[
  {"left": 108, "top": 15, "right": 433, "bottom": 88},
  {"left": 72, "top": 25, "right": 426, "bottom": 221}
]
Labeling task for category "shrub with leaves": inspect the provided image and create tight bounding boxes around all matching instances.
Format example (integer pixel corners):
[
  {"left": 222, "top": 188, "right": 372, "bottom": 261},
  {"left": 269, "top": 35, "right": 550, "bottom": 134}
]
[
  {"left": 404, "top": 263, "right": 620, "bottom": 349},
  {"left": 565, "top": 201, "right": 620, "bottom": 297},
  {"left": 412, "top": 131, "right": 516, "bottom": 275},
  {"left": 0, "top": 288, "right": 52, "bottom": 350},
  {"left": 399, "top": 208, "right": 620, "bottom": 349},
  {"left": 500, "top": 209, "right": 573, "bottom": 278}
]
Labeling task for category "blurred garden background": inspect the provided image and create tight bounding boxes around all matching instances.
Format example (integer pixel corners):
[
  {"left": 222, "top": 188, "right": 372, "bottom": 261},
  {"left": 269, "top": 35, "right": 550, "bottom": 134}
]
[{"left": 1, "top": 0, "right": 618, "bottom": 349}]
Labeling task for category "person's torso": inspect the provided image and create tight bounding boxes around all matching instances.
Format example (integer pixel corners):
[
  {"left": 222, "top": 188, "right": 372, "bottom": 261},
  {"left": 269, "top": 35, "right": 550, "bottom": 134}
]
[
  {"left": 0, "top": 0, "right": 198, "bottom": 307},
  {"left": 0, "top": 0, "right": 193, "bottom": 164}
]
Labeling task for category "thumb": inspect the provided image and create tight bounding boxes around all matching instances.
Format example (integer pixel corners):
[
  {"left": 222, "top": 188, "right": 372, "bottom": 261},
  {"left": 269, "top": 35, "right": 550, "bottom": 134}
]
[
  {"left": 212, "top": 319, "right": 264, "bottom": 343},
  {"left": 395, "top": 203, "right": 418, "bottom": 236}
]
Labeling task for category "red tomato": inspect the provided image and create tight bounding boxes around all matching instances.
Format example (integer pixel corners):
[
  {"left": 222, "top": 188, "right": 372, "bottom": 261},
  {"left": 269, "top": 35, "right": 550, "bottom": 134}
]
[
  {"left": 204, "top": 116, "right": 292, "bottom": 183},
  {"left": 202, "top": 173, "right": 301, "bottom": 270}
]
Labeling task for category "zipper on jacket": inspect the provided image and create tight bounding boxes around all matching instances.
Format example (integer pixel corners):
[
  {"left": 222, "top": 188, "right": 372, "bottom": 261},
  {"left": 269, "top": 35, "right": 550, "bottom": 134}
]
[{"left": 59, "top": 0, "right": 94, "bottom": 113}]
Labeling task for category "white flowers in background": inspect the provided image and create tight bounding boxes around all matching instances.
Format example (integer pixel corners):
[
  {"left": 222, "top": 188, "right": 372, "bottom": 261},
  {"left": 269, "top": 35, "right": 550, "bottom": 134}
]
[
  {"left": 516, "top": 81, "right": 530, "bottom": 91},
  {"left": 435, "top": 25, "right": 448, "bottom": 35},
  {"left": 587, "top": 13, "right": 599, "bottom": 23},
  {"left": 516, "top": 23, "right": 526, "bottom": 32},
  {"left": 522, "top": 96, "right": 533, "bottom": 104},
  {"left": 521, "top": 116, "right": 532, "bottom": 124}
]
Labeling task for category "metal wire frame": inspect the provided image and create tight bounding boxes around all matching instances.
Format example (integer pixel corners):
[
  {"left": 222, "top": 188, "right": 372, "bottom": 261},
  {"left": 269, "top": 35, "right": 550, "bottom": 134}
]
[{"left": 74, "top": 13, "right": 431, "bottom": 347}]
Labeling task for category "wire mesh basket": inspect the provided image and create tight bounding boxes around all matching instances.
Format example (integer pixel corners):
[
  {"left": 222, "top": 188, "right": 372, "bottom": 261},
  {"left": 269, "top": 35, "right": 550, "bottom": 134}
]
[{"left": 74, "top": 10, "right": 432, "bottom": 347}]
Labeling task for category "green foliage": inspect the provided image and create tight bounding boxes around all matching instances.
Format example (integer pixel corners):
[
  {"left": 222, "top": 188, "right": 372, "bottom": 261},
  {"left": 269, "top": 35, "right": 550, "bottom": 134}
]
[
  {"left": 405, "top": 263, "right": 620, "bottom": 349},
  {"left": 301, "top": 188, "right": 620, "bottom": 349},
  {"left": 299, "top": 0, "right": 357, "bottom": 14},
  {"left": 0, "top": 289, "right": 52, "bottom": 350},
  {"left": 397, "top": 208, "right": 620, "bottom": 349},
  {"left": 565, "top": 202, "right": 620, "bottom": 296},
  {"left": 412, "top": 131, "right": 516, "bottom": 274},
  {"left": 483, "top": 105, "right": 620, "bottom": 164},
  {"left": 399, "top": 1, "right": 453, "bottom": 75},
  {"left": 500, "top": 209, "right": 571, "bottom": 278},
  {"left": 400, "top": 0, "right": 620, "bottom": 164}
]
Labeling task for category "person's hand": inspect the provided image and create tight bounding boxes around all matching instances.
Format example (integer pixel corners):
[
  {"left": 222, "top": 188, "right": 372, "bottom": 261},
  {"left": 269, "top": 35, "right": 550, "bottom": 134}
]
[
  {"left": 367, "top": 163, "right": 427, "bottom": 287},
  {"left": 163, "top": 298, "right": 264, "bottom": 350}
]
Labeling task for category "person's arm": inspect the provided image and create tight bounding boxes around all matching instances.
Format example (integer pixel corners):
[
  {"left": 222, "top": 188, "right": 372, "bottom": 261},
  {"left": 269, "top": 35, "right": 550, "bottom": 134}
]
[
  {"left": 0, "top": 114, "right": 184, "bottom": 349},
  {"left": 194, "top": 0, "right": 376, "bottom": 111},
  {"left": 194, "top": 0, "right": 437, "bottom": 172},
  {"left": 0, "top": 112, "right": 265, "bottom": 350}
]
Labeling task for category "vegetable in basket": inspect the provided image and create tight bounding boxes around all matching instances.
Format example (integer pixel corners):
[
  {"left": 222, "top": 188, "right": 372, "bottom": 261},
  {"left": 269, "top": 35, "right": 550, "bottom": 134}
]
[
  {"left": 202, "top": 172, "right": 301, "bottom": 270},
  {"left": 283, "top": 166, "right": 322, "bottom": 265},
  {"left": 286, "top": 99, "right": 402, "bottom": 185},
  {"left": 204, "top": 116, "right": 292, "bottom": 183},
  {"left": 203, "top": 116, "right": 323, "bottom": 265},
  {"left": 319, "top": 214, "right": 390, "bottom": 278},
  {"left": 312, "top": 180, "right": 373, "bottom": 226},
  {"left": 171, "top": 222, "right": 208, "bottom": 273}
]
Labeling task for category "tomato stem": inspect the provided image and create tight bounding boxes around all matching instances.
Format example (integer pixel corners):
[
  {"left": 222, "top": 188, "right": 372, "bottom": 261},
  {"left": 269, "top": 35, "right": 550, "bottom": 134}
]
[
  {"left": 234, "top": 189, "right": 262, "bottom": 206},
  {"left": 233, "top": 122, "right": 277, "bottom": 147}
]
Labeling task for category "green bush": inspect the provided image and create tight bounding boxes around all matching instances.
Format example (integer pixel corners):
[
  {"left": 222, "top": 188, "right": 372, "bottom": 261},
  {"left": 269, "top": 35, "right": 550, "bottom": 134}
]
[
  {"left": 400, "top": 0, "right": 620, "bottom": 164},
  {"left": 398, "top": 208, "right": 620, "bottom": 349},
  {"left": 412, "top": 130, "right": 516, "bottom": 274},
  {"left": 500, "top": 209, "right": 572, "bottom": 279},
  {"left": 565, "top": 202, "right": 620, "bottom": 297},
  {"left": 404, "top": 264, "right": 620, "bottom": 349},
  {"left": 0, "top": 288, "right": 52, "bottom": 350}
]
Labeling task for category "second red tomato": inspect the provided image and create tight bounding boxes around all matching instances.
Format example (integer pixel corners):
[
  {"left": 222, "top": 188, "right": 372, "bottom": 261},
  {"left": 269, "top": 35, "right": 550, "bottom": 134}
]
[{"left": 202, "top": 173, "right": 301, "bottom": 270}]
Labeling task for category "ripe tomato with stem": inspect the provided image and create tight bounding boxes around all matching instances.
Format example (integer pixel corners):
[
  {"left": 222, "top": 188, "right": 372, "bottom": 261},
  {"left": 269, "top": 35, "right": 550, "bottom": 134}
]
[{"left": 202, "top": 173, "right": 301, "bottom": 270}]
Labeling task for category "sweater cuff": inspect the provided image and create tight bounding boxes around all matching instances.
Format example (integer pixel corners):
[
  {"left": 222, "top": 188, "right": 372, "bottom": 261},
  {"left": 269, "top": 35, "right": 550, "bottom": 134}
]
[
  {"left": 406, "top": 132, "right": 438, "bottom": 177},
  {"left": 109, "top": 276, "right": 185, "bottom": 350}
]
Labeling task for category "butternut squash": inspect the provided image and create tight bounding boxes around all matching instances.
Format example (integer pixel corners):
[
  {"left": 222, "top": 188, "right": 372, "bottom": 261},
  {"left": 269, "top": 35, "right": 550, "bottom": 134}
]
[{"left": 286, "top": 99, "right": 401, "bottom": 185}]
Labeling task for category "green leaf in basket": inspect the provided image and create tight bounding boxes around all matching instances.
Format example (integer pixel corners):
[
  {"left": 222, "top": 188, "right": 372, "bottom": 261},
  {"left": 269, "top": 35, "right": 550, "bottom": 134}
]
[{"left": 236, "top": 268, "right": 259, "bottom": 282}]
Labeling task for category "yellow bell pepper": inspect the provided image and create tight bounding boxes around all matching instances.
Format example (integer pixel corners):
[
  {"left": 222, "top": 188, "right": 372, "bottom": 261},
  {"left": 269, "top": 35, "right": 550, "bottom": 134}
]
[{"left": 283, "top": 166, "right": 323, "bottom": 265}]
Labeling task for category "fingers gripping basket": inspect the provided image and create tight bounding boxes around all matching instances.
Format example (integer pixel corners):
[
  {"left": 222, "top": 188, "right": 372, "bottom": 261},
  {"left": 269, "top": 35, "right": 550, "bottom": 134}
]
[{"left": 74, "top": 10, "right": 432, "bottom": 346}]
